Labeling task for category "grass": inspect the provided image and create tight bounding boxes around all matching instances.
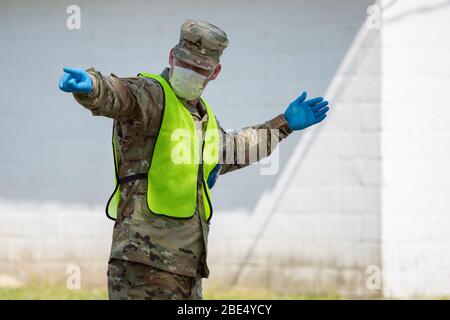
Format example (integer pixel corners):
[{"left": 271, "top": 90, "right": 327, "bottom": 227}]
[
  {"left": 204, "top": 288, "right": 342, "bottom": 300},
  {"left": 0, "top": 283, "right": 341, "bottom": 300},
  {"left": 0, "top": 285, "right": 108, "bottom": 300}
]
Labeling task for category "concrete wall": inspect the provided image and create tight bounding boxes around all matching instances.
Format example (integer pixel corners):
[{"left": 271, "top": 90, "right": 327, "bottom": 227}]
[
  {"left": 0, "top": 201, "right": 109, "bottom": 287},
  {"left": 381, "top": 0, "right": 450, "bottom": 298},
  {"left": 0, "top": 0, "right": 364, "bottom": 211}
]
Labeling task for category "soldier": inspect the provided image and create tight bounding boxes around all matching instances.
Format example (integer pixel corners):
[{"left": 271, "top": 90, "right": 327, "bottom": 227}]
[{"left": 58, "top": 19, "right": 330, "bottom": 300}]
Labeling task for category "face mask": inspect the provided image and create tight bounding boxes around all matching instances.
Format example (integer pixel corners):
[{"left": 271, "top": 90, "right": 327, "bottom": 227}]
[{"left": 169, "top": 65, "right": 208, "bottom": 100}]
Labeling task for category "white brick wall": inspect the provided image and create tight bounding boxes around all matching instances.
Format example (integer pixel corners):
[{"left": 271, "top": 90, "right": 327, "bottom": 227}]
[
  {"left": 0, "top": 200, "right": 112, "bottom": 286},
  {"left": 381, "top": 0, "right": 450, "bottom": 298}
]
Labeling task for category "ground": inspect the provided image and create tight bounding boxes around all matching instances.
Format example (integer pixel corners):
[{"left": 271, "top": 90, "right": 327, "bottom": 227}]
[{"left": 0, "top": 283, "right": 342, "bottom": 300}]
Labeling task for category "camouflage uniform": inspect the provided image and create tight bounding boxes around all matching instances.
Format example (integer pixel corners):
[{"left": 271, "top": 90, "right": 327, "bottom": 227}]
[
  {"left": 73, "top": 20, "right": 292, "bottom": 300},
  {"left": 107, "top": 258, "right": 203, "bottom": 300}
]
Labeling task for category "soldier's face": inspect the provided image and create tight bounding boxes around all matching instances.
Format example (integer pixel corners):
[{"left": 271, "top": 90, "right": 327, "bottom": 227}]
[{"left": 168, "top": 49, "right": 221, "bottom": 89}]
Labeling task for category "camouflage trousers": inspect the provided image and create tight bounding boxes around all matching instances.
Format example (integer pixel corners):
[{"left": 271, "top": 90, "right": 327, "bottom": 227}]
[{"left": 107, "top": 258, "right": 203, "bottom": 300}]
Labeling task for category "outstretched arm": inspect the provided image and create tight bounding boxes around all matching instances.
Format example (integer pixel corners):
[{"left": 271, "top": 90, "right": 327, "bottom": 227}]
[
  {"left": 218, "top": 91, "right": 330, "bottom": 175},
  {"left": 59, "top": 67, "right": 146, "bottom": 120},
  {"left": 218, "top": 114, "right": 293, "bottom": 175}
]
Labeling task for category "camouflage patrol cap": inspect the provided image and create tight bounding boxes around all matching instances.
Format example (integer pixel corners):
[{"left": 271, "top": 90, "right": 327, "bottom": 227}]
[{"left": 173, "top": 19, "right": 229, "bottom": 71}]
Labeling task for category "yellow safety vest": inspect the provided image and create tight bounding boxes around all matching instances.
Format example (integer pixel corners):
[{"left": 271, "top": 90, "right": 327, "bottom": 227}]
[{"left": 106, "top": 73, "right": 219, "bottom": 222}]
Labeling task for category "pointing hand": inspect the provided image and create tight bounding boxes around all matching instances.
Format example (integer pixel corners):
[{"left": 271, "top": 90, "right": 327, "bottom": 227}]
[{"left": 59, "top": 67, "right": 93, "bottom": 93}]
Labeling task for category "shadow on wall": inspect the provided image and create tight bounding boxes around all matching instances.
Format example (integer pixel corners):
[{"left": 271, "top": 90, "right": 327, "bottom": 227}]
[
  {"left": 0, "top": 0, "right": 374, "bottom": 212},
  {"left": 382, "top": 0, "right": 450, "bottom": 24}
]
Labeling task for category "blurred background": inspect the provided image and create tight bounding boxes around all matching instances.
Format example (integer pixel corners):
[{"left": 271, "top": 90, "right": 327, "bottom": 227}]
[{"left": 0, "top": 0, "right": 449, "bottom": 299}]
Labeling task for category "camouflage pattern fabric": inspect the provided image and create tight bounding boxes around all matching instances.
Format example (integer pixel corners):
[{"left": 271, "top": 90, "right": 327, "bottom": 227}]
[
  {"left": 107, "top": 258, "right": 203, "bottom": 300},
  {"left": 173, "top": 19, "right": 229, "bottom": 71}
]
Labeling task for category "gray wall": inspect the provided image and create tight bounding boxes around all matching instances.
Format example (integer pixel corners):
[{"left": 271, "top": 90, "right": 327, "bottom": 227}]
[{"left": 0, "top": 0, "right": 371, "bottom": 212}]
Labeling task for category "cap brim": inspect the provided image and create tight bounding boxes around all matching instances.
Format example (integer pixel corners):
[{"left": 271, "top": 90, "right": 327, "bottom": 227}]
[{"left": 173, "top": 45, "right": 218, "bottom": 71}]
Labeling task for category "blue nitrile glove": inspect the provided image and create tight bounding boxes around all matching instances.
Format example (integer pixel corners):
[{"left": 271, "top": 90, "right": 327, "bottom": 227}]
[
  {"left": 207, "top": 164, "right": 222, "bottom": 189},
  {"left": 284, "top": 91, "right": 330, "bottom": 130},
  {"left": 59, "top": 67, "right": 93, "bottom": 93}
]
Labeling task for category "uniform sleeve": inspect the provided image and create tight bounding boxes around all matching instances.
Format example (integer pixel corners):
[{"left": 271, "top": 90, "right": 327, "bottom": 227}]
[
  {"left": 218, "top": 114, "right": 293, "bottom": 174},
  {"left": 72, "top": 67, "right": 151, "bottom": 120}
]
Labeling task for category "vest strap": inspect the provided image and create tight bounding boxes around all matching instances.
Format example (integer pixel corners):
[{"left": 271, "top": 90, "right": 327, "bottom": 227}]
[{"left": 118, "top": 173, "right": 148, "bottom": 185}]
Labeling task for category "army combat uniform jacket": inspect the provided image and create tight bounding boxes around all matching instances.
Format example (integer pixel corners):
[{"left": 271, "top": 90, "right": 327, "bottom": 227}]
[{"left": 74, "top": 67, "right": 292, "bottom": 279}]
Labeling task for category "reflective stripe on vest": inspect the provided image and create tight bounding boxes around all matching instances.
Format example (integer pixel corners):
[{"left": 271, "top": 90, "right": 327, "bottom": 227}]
[{"left": 105, "top": 72, "right": 219, "bottom": 222}]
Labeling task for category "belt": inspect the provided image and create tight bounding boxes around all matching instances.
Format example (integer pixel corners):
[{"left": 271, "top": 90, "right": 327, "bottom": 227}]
[{"left": 118, "top": 173, "right": 147, "bottom": 185}]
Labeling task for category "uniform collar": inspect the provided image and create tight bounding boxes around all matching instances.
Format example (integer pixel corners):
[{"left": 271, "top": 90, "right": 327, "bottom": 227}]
[{"left": 160, "top": 67, "right": 171, "bottom": 83}]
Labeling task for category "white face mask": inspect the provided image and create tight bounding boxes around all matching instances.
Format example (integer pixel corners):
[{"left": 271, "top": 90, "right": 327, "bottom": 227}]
[{"left": 169, "top": 65, "right": 208, "bottom": 100}]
